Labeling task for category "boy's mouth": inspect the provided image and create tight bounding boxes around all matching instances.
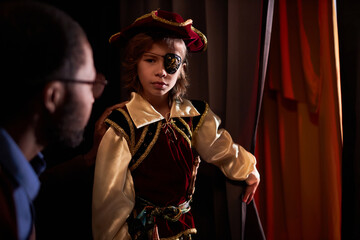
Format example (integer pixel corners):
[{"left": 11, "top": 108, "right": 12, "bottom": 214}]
[{"left": 152, "top": 81, "right": 168, "bottom": 87}]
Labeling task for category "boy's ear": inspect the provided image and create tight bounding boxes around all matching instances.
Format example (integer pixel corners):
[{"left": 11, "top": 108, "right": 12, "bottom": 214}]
[
  {"left": 43, "top": 81, "right": 66, "bottom": 113},
  {"left": 182, "top": 62, "right": 187, "bottom": 69},
  {"left": 180, "top": 62, "right": 187, "bottom": 77}
]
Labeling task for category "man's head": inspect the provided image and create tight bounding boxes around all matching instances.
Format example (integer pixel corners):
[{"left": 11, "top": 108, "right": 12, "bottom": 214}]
[{"left": 0, "top": 1, "right": 97, "bottom": 147}]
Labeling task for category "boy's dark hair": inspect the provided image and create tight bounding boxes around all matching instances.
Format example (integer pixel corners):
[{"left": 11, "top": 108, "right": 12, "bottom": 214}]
[
  {"left": 0, "top": 1, "right": 88, "bottom": 125},
  {"left": 122, "top": 32, "right": 189, "bottom": 102}
]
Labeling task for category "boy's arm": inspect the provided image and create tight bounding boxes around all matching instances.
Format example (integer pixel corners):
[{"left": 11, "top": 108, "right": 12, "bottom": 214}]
[
  {"left": 92, "top": 127, "right": 134, "bottom": 240},
  {"left": 193, "top": 108, "right": 260, "bottom": 203}
]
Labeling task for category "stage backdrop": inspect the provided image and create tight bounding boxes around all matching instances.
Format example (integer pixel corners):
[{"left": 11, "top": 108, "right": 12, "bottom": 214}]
[{"left": 255, "top": 0, "right": 342, "bottom": 239}]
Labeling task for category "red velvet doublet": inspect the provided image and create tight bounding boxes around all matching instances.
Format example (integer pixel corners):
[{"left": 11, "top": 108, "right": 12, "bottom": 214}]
[{"left": 131, "top": 115, "right": 197, "bottom": 238}]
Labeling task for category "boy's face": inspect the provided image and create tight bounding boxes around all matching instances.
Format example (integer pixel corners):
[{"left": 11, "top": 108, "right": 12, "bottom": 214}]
[{"left": 137, "top": 40, "right": 185, "bottom": 100}]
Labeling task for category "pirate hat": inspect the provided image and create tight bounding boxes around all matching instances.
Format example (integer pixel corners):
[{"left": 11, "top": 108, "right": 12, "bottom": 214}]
[{"left": 109, "top": 9, "right": 207, "bottom": 52}]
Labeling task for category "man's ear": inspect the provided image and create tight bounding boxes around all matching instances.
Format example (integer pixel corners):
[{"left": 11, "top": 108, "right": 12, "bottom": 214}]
[{"left": 43, "top": 81, "right": 66, "bottom": 113}]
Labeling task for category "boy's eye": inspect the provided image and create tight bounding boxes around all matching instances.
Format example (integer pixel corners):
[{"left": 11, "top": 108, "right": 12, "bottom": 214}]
[{"left": 144, "top": 58, "right": 155, "bottom": 63}]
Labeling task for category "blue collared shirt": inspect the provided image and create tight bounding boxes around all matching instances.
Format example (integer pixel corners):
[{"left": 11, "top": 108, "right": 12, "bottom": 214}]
[{"left": 0, "top": 128, "right": 45, "bottom": 240}]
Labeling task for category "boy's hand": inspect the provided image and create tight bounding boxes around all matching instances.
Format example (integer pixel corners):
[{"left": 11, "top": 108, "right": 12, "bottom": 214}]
[
  {"left": 242, "top": 179, "right": 259, "bottom": 204},
  {"left": 243, "top": 172, "right": 260, "bottom": 204}
]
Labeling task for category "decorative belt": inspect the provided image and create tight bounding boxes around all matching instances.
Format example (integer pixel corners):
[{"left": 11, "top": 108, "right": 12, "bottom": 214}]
[
  {"left": 136, "top": 197, "right": 191, "bottom": 224},
  {"left": 128, "top": 197, "right": 192, "bottom": 240}
]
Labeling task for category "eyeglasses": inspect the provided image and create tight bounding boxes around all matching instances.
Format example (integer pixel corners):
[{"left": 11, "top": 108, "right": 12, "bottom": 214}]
[{"left": 57, "top": 73, "right": 108, "bottom": 98}]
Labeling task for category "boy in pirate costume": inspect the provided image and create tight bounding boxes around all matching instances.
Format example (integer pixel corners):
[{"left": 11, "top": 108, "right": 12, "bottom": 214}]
[{"left": 92, "top": 9, "right": 260, "bottom": 240}]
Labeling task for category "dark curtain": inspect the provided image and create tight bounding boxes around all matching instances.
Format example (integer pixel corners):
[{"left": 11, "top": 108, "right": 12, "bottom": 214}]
[{"left": 337, "top": 1, "right": 360, "bottom": 240}]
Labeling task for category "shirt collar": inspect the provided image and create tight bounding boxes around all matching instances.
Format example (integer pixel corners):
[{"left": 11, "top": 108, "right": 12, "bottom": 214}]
[
  {"left": 0, "top": 128, "right": 44, "bottom": 201},
  {"left": 126, "top": 92, "right": 200, "bottom": 128}
]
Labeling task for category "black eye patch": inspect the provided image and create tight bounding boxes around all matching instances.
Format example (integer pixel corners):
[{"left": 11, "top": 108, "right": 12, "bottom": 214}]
[{"left": 164, "top": 53, "right": 182, "bottom": 74}]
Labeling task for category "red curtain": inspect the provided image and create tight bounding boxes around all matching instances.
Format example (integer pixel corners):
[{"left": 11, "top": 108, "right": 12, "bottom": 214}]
[{"left": 255, "top": 0, "right": 342, "bottom": 239}]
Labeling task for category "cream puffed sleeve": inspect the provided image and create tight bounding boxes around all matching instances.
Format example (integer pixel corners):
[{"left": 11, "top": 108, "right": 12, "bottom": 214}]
[
  {"left": 192, "top": 108, "right": 260, "bottom": 185},
  {"left": 92, "top": 127, "right": 135, "bottom": 240}
]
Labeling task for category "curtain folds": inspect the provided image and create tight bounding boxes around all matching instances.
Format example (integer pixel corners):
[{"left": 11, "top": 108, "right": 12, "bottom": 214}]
[{"left": 255, "top": 0, "right": 342, "bottom": 239}]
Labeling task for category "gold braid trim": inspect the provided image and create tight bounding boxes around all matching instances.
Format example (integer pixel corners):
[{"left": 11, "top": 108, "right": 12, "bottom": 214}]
[
  {"left": 135, "top": 10, "right": 193, "bottom": 27},
  {"left": 129, "top": 121, "right": 162, "bottom": 171},
  {"left": 134, "top": 125, "right": 148, "bottom": 153},
  {"left": 178, "top": 117, "right": 192, "bottom": 137},
  {"left": 191, "top": 26, "right": 208, "bottom": 52},
  {"left": 104, "top": 118, "right": 134, "bottom": 154},
  {"left": 104, "top": 108, "right": 136, "bottom": 154},
  {"left": 108, "top": 32, "right": 119, "bottom": 43},
  {"left": 134, "top": 11, "right": 153, "bottom": 22},
  {"left": 118, "top": 108, "right": 135, "bottom": 153},
  {"left": 160, "top": 228, "right": 197, "bottom": 240},
  {"left": 171, "top": 119, "right": 192, "bottom": 147},
  {"left": 191, "top": 102, "right": 209, "bottom": 145}
]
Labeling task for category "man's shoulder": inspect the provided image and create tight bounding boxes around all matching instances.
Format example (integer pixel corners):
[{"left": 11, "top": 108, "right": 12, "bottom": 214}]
[{"left": 0, "top": 165, "right": 17, "bottom": 239}]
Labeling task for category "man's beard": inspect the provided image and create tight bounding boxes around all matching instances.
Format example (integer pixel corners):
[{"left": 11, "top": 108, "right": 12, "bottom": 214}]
[{"left": 44, "top": 95, "right": 86, "bottom": 148}]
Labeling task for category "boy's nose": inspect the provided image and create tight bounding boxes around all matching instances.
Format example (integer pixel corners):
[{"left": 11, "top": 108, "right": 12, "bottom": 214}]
[{"left": 156, "top": 64, "right": 167, "bottom": 78}]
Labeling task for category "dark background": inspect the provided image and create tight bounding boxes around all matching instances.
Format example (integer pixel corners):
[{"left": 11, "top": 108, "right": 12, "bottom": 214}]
[{"left": 337, "top": 1, "right": 360, "bottom": 239}]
